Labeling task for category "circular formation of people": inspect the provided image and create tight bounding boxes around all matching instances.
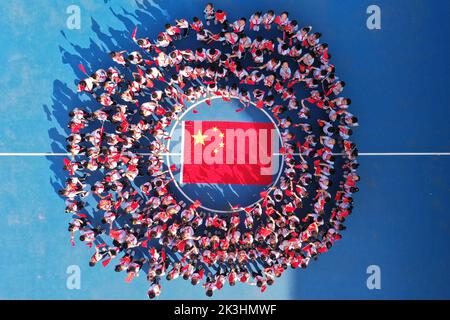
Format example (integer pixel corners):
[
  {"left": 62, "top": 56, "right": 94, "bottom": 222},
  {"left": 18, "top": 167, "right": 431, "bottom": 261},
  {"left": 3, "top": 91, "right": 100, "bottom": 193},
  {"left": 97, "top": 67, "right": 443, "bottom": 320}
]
[{"left": 62, "top": 3, "right": 360, "bottom": 299}]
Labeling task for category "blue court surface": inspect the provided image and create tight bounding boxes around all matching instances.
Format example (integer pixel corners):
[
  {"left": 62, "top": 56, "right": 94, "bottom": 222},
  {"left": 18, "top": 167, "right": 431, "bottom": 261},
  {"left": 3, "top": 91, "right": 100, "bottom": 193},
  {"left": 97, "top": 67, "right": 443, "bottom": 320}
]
[{"left": 0, "top": 0, "right": 449, "bottom": 300}]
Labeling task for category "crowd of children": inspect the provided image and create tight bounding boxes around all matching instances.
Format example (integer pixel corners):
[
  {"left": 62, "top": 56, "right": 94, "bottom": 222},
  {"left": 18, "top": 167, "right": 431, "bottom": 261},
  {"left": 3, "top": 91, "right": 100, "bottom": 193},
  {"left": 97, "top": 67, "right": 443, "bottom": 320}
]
[{"left": 63, "top": 3, "right": 359, "bottom": 298}]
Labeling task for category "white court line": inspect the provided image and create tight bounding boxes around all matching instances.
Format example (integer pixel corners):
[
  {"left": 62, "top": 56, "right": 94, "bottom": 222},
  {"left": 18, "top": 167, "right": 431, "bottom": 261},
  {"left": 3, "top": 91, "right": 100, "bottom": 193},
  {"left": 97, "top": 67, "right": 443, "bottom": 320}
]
[
  {"left": 355, "top": 152, "right": 450, "bottom": 156},
  {"left": 0, "top": 153, "right": 71, "bottom": 156},
  {"left": 0, "top": 152, "right": 450, "bottom": 157},
  {"left": 0, "top": 153, "right": 180, "bottom": 156}
]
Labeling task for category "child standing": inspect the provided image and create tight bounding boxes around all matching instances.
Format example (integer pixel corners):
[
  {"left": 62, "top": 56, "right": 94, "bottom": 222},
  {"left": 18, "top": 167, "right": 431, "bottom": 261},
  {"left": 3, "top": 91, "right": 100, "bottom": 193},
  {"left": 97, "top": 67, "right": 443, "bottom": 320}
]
[{"left": 204, "top": 3, "right": 215, "bottom": 26}]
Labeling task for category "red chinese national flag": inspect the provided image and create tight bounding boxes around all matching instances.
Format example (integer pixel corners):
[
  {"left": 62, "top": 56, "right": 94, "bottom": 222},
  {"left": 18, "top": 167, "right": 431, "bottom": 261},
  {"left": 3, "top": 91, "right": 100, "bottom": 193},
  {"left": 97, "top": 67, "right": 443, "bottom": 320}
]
[{"left": 182, "top": 120, "right": 275, "bottom": 185}]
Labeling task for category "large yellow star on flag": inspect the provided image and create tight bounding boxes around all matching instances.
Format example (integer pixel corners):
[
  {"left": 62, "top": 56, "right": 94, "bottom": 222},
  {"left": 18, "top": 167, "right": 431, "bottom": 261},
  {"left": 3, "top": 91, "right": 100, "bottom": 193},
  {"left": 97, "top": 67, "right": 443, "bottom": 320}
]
[{"left": 192, "top": 130, "right": 208, "bottom": 145}]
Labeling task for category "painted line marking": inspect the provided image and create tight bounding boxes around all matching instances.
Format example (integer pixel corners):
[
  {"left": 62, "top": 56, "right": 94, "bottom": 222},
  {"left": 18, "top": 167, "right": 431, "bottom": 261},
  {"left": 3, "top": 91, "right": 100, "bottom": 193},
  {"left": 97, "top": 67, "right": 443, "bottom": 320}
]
[{"left": 0, "top": 152, "right": 450, "bottom": 157}]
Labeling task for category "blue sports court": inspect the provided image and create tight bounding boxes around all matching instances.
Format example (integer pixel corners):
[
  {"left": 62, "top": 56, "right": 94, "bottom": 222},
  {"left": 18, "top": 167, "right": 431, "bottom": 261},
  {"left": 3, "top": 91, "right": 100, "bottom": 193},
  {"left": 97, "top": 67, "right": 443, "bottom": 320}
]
[{"left": 0, "top": 0, "right": 449, "bottom": 299}]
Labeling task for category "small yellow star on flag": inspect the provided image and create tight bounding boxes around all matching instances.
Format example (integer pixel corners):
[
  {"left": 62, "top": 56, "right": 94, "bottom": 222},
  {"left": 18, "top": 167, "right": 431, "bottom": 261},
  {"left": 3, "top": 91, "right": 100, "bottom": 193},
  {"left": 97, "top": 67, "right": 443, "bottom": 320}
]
[{"left": 192, "top": 130, "right": 208, "bottom": 145}]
